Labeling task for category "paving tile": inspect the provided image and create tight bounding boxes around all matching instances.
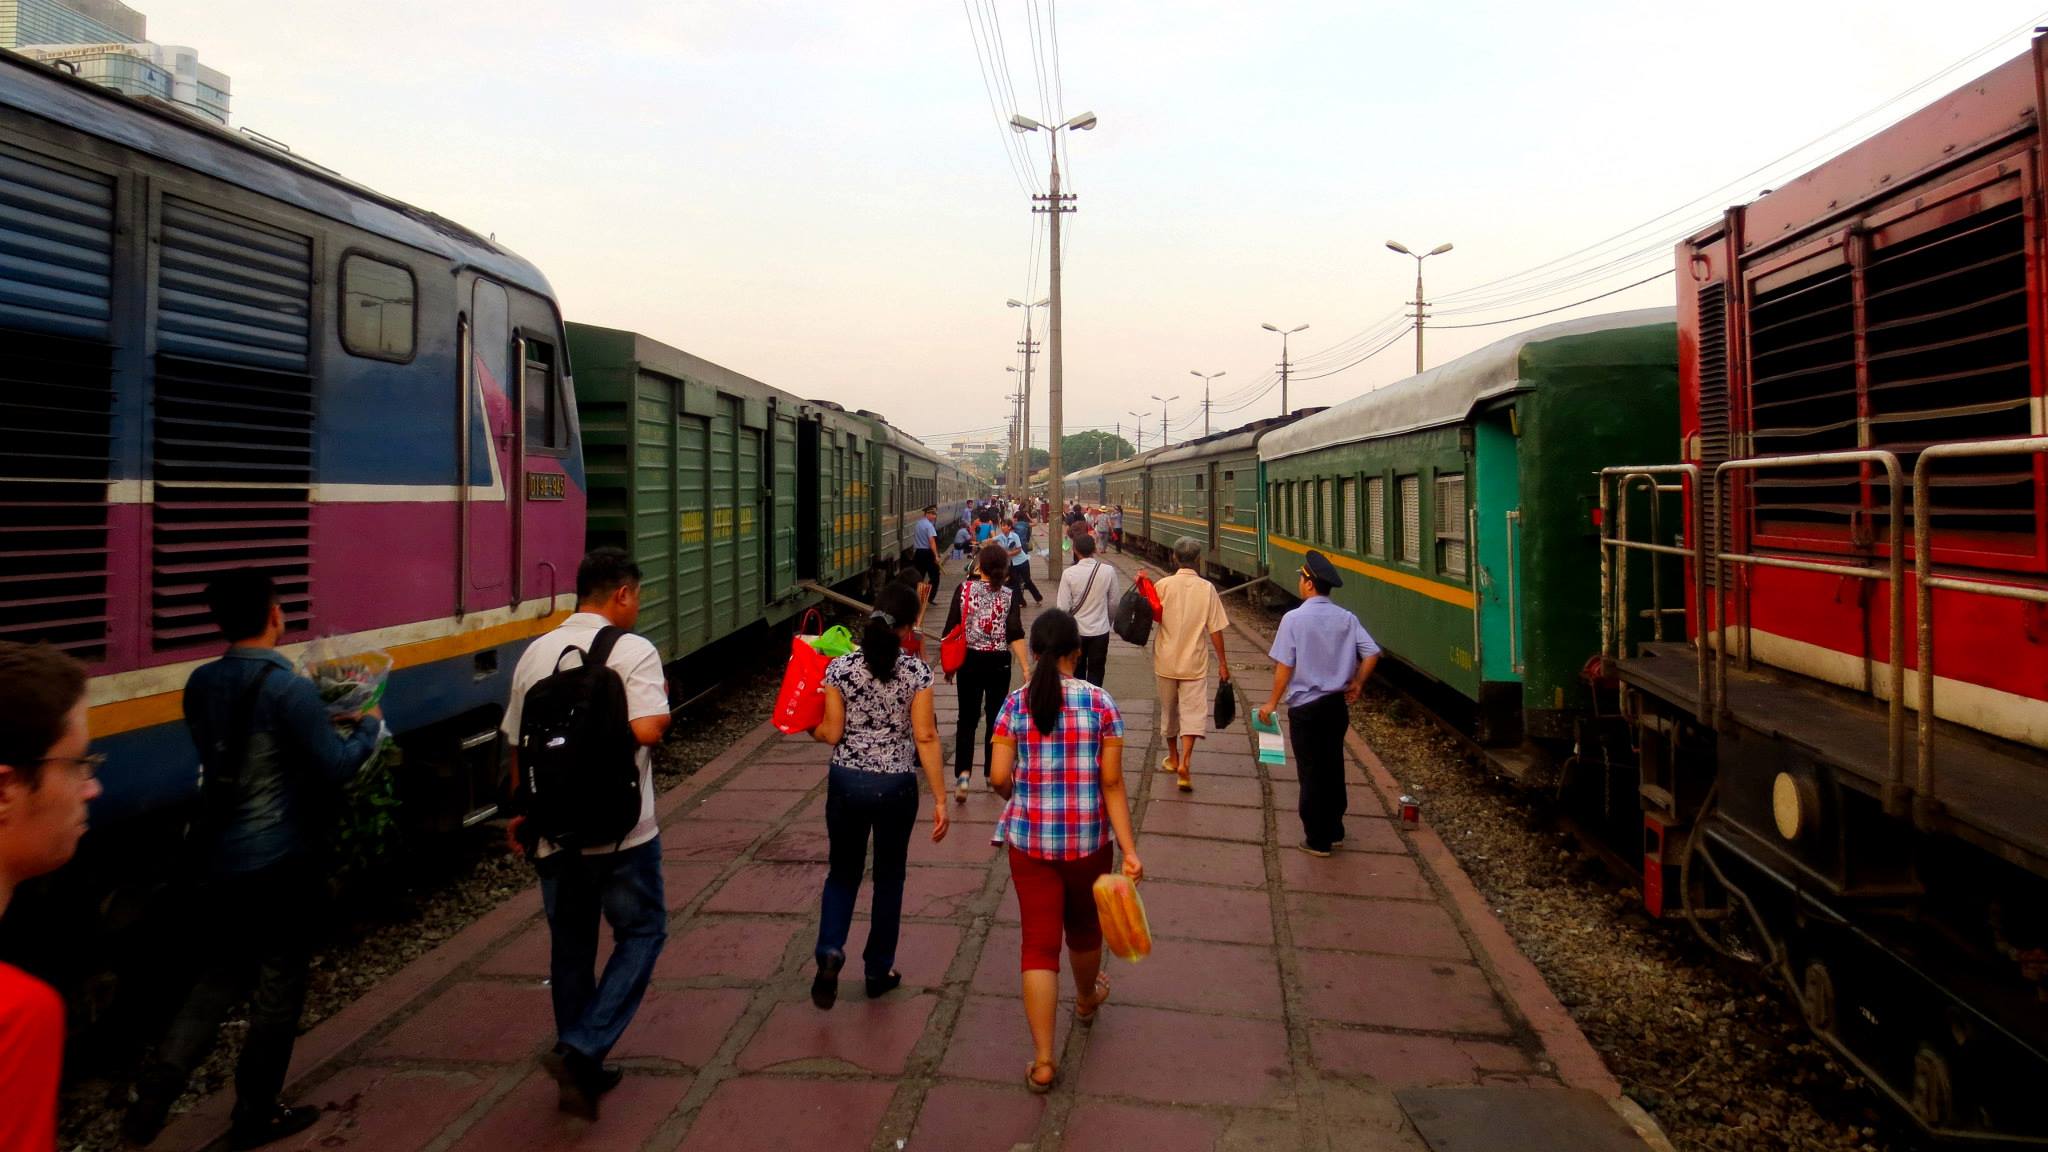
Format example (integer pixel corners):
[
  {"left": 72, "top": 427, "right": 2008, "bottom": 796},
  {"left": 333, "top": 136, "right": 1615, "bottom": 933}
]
[
  {"left": 939, "top": 994, "right": 1073, "bottom": 1083},
  {"left": 653, "top": 917, "right": 799, "bottom": 981},
  {"left": 1310, "top": 1027, "right": 1532, "bottom": 1086},
  {"left": 884, "top": 921, "right": 963, "bottom": 988},
  {"left": 755, "top": 823, "right": 831, "bottom": 862},
  {"left": 1284, "top": 892, "right": 1470, "bottom": 959},
  {"left": 291, "top": 1066, "right": 492, "bottom": 1152},
  {"left": 1136, "top": 834, "right": 1268, "bottom": 888},
  {"left": 477, "top": 921, "right": 611, "bottom": 977},
  {"left": 607, "top": 987, "right": 751, "bottom": 1067},
  {"left": 659, "top": 820, "right": 769, "bottom": 861},
  {"left": 1138, "top": 801, "right": 1267, "bottom": 843},
  {"left": 1187, "top": 753, "right": 1262, "bottom": 778},
  {"left": 1278, "top": 849, "right": 1430, "bottom": 901},
  {"left": 971, "top": 925, "right": 1024, "bottom": 995},
  {"left": 748, "top": 739, "right": 835, "bottom": 764},
  {"left": 736, "top": 993, "right": 936, "bottom": 1074},
  {"left": 680, "top": 788, "right": 808, "bottom": 824},
  {"left": 661, "top": 861, "right": 724, "bottom": 909},
  {"left": 1144, "top": 774, "right": 1264, "bottom": 808},
  {"left": 1295, "top": 951, "right": 1510, "bottom": 1035},
  {"left": 721, "top": 760, "right": 827, "bottom": 789},
  {"left": 1130, "top": 881, "right": 1274, "bottom": 945},
  {"left": 910, "top": 820, "right": 1001, "bottom": 866},
  {"left": 702, "top": 862, "right": 829, "bottom": 915},
  {"left": 1059, "top": 1101, "right": 1224, "bottom": 1152},
  {"left": 673, "top": 1077, "right": 893, "bottom": 1152},
  {"left": 1076, "top": 1005, "right": 1293, "bottom": 1108},
  {"left": 859, "top": 864, "right": 987, "bottom": 919},
  {"left": 1110, "top": 938, "right": 1284, "bottom": 1017},
  {"left": 908, "top": 1082, "right": 1047, "bottom": 1151},
  {"left": 1270, "top": 780, "right": 1387, "bottom": 818},
  {"left": 447, "top": 1069, "right": 691, "bottom": 1152},
  {"left": 371, "top": 981, "right": 552, "bottom": 1062}
]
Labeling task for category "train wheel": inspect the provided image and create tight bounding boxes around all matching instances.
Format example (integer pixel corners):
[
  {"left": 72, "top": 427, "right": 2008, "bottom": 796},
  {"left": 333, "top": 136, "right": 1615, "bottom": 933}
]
[
  {"left": 1800, "top": 959, "right": 1836, "bottom": 1036},
  {"left": 1911, "top": 1044, "right": 1953, "bottom": 1129}
]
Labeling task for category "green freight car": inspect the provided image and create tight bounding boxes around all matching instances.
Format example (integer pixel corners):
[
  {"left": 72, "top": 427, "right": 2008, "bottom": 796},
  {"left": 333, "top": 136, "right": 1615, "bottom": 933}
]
[{"left": 1258, "top": 309, "right": 1676, "bottom": 743}]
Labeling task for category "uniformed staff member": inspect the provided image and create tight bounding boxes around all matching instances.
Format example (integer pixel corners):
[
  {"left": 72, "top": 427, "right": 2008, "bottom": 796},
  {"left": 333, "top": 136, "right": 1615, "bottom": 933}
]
[{"left": 1256, "top": 551, "right": 1380, "bottom": 857}]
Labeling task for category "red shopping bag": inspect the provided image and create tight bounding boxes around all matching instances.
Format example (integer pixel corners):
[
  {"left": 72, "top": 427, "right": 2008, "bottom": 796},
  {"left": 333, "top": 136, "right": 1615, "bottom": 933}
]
[
  {"left": 1133, "top": 571, "right": 1163, "bottom": 619},
  {"left": 772, "top": 610, "right": 832, "bottom": 734},
  {"left": 939, "top": 585, "right": 969, "bottom": 675}
]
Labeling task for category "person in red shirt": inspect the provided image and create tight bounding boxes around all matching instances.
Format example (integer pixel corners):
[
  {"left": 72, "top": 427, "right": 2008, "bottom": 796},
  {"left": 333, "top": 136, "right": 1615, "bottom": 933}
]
[{"left": 0, "top": 642, "right": 99, "bottom": 1152}]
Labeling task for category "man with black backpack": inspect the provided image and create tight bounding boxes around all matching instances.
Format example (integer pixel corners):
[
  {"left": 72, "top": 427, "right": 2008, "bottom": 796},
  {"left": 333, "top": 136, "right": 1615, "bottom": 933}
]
[
  {"left": 124, "top": 572, "right": 384, "bottom": 1150},
  {"left": 501, "top": 548, "right": 672, "bottom": 1120}
]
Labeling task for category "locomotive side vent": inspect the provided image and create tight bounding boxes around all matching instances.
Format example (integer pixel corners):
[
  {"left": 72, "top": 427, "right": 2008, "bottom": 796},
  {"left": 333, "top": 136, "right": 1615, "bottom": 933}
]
[
  {"left": 1864, "top": 199, "right": 2030, "bottom": 538},
  {"left": 0, "top": 150, "right": 117, "bottom": 661},
  {"left": 1745, "top": 265, "right": 1858, "bottom": 536},
  {"left": 150, "top": 199, "right": 314, "bottom": 649},
  {"left": 1696, "top": 283, "right": 1729, "bottom": 585}
]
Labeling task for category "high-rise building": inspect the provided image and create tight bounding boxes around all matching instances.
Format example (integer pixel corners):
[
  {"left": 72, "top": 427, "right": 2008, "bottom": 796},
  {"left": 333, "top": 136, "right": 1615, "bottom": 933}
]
[{"left": 1, "top": 0, "right": 230, "bottom": 125}]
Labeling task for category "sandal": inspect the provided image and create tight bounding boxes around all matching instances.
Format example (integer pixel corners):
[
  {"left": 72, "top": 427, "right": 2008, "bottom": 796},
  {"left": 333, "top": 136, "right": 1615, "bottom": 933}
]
[
  {"left": 1076, "top": 971, "right": 1111, "bottom": 1027},
  {"left": 1026, "top": 1059, "right": 1059, "bottom": 1094},
  {"left": 1177, "top": 771, "right": 1193, "bottom": 793},
  {"left": 1160, "top": 756, "right": 1178, "bottom": 774}
]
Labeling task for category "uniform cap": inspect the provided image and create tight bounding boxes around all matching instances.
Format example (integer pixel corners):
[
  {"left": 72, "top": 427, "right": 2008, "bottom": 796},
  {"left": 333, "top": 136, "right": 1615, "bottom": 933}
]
[{"left": 1302, "top": 550, "right": 1343, "bottom": 589}]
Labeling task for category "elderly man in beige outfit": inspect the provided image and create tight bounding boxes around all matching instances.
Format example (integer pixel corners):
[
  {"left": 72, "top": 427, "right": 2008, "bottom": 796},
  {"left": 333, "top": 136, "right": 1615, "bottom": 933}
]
[{"left": 1153, "top": 537, "right": 1229, "bottom": 792}]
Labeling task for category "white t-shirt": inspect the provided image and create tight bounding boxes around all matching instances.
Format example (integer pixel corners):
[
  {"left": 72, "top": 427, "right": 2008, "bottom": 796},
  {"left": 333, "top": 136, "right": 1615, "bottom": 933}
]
[
  {"left": 1056, "top": 556, "right": 1120, "bottom": 637},
  {"left": 501, "top": 612, "right": 669, "bottom": 854}
]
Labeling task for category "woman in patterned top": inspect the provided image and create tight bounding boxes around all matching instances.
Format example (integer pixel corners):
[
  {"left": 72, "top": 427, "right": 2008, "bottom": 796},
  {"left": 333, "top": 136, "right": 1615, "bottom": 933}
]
[
  {"left": 989, "top": 609, "right": 1143, "bottom": 1094},
  {"left": 806, "top": 583, "right": 949, "bottom": 1008},
  {"left": 941, "top": 541, "right": 1028, "bottom": 802}
]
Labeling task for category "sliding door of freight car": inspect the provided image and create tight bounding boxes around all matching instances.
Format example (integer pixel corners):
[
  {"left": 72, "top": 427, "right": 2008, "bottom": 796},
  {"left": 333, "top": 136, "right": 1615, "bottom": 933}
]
[
  {"left": 630, "top": 368, "right": 678, "bottom": 658},
  {"left": 707, "top": 395, "right": 765, "bottom": 636},
  {"left": 770, "top": 404, "right": 800, "bottom": 599},
  {"left": 797, "top": 419, "right": 820, "bottom": 580}
]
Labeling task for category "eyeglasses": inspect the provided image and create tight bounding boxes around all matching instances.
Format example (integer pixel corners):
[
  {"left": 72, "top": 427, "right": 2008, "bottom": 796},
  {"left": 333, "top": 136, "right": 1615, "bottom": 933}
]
[{"left": 38, "top": 752, "right": 105, "bottom": 781}]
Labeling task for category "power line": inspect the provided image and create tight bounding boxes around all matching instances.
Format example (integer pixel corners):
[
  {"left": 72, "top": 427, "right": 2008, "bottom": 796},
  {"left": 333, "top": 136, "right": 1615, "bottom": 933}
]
[
  {"left": 959, "top": 0, "right": 1034, "bottom": 194},
  {"left": 1291, "top": 324, "right": 1414, "bottom": 383},
  {"left": 1429, "top": 270, "right": 1674, "bottom": 330}
]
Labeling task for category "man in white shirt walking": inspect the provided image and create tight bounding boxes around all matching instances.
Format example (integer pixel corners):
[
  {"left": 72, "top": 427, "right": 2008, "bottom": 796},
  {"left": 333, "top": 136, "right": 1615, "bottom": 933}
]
[
  {"left": 502, "top": 548, "right": 672, "bottom": 1120},
  {"left": 1055, "top": 528, "right": 1121, "bottom": 686}
]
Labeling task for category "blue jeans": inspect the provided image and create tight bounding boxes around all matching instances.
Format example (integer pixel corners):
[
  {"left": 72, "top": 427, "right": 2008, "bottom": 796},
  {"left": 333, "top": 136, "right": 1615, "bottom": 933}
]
[
  {"left": 816, "top": 765, "right": 920, "bottom": 980},
  {"left": 538, "top": 836, "right": 667, "bottom": 1062}
]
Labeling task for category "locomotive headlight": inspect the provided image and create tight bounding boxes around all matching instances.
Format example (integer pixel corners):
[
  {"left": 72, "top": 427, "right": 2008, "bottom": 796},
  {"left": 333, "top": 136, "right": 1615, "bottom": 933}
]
[{"left": 1772, "top": 772, "right": 1817, "bottom": 841}]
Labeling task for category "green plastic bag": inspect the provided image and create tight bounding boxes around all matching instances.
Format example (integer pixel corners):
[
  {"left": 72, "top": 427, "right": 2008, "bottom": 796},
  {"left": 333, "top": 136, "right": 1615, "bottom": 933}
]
[{"left": 811, "top": 625, "right": 857, "bottom": 658}]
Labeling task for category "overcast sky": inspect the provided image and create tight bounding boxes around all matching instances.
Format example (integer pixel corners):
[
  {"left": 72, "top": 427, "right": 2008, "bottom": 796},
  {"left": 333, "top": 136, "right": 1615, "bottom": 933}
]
[{"left": 138, "top": 0, "right": 2046, "bottom": 451}]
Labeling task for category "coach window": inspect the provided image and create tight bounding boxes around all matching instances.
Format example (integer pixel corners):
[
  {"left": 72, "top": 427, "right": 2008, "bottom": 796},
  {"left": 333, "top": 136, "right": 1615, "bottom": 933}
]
[
  {"left": 1339, "top": 478, "right": 1358, "bottom": 552},
  {"left": 1366, "top": 476, "right": 1386, "bottom": 557},
  {"left": 1396, "top": 474, "right": 1421, "bottom": 564},
  {"left": 340, "top": 254, "right": 415, "bottom": 361},
  {"left": 1435, "top": 472, "right": 1467, "bottom": 579},
  {"left": 523, "top": 338, "right": 570, "bottom": 453}
]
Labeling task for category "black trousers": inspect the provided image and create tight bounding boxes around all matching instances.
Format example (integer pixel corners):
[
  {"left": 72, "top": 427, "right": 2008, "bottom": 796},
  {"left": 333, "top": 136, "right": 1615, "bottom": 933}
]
[
  {"left": 1076, "top": 632, "right": 1110, "bottom": 687},
  {"left": 954, "top": 648, "right": 1011, "bottom": 778},
  {"left": 1007, "top": 561, "right": 1042, "bottom": 604},
  {"left": 914, "top": 551, "right": 942, "bottom": 601},
  {"left": 1288, "top": 692, "right": 1351, "bottom": 850},
  {"left": 138, "top": 857, "right": 319, "bottom": 1127}
]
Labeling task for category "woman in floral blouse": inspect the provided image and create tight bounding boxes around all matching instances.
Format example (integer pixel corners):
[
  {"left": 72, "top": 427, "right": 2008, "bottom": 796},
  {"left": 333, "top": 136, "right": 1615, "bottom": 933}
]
[
  {"left": 807, "top": 583, "right": 948, "bottom": 1008},
  {"left": 942, "top": 541, "right": 1028, "bottom": 802},
  {"left": 989, "top": 609, "right": 1142, "bottom": 1093}
]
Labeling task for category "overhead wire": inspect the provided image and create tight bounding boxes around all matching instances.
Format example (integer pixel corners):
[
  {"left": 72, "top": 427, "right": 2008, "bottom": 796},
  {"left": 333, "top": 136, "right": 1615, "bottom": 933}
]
[
  {"left": 960, "top": 0, "right": 1035, "bottom": 195},
  {"left": 1430, "top": 270, "right": 1675, "bottom": 329}
]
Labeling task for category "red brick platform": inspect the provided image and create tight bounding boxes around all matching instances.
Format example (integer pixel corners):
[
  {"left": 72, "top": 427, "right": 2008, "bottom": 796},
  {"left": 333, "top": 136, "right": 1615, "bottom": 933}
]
[{"left": 153, "top": 552, "right": 1639, "bottom": 1152}]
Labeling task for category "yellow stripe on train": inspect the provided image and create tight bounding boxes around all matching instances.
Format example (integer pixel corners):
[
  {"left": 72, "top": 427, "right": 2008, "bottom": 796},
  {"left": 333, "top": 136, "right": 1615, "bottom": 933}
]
[{"left": 1266, "top": 535, "right": 1476, "bottom": 610}]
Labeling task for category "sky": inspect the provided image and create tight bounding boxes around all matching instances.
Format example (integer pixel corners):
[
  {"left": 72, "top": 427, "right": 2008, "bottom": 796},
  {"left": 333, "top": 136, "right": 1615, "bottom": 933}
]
[{"left": 131, "top": 0, "right": 2048, "bottom": 453}]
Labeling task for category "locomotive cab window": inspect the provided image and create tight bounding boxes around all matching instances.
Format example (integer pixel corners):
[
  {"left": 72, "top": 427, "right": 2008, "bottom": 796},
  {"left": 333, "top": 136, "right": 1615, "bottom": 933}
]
[
  {"left": 340, "top": 254, "right": 415, "bottom": 361},
  {"left": 523, "top": 338, "right": 570, "bottom": 453},
  {"left": 1435, "top": 473, "right": 1467, "bottom": 579}
]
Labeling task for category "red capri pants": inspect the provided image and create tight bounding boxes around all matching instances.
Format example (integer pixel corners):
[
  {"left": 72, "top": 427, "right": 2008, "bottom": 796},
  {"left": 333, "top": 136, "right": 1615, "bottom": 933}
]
[{"left": 1008, "top": 844, "right": 1113, "bottom": 972}]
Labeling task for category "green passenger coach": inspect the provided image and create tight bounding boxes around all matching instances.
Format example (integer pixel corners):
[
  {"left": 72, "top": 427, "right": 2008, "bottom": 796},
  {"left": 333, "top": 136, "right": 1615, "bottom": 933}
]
[{"left": 1258, "top": 309, "right": 1676, "bottom": 744}]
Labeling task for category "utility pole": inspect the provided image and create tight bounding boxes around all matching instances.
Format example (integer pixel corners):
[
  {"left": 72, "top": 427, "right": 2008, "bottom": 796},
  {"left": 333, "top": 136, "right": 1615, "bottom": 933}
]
[
  {"left": 1014, "top": 110, "right": 1094, "bottom": 580},
  {"left": 1129, "top": 410, "right": 1145, "bottom": 454},
  {"left": 1150, "top": 393, "right": 1178, "bottom": 451},
  {"left": 1190, "top": 370, "right": 1226, "bottom": 438},
  {"left": 1262, "top": 324, "right": 1308, "bottom": 417},
  {"left": 1387, "top": 240, "right": 1453, "bottom": 374}
]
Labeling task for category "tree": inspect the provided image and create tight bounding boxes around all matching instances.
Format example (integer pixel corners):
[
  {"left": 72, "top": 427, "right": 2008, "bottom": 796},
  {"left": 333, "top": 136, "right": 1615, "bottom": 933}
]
[{"left": 1059, "top": 430, "right": 1135, "bottom": 469}]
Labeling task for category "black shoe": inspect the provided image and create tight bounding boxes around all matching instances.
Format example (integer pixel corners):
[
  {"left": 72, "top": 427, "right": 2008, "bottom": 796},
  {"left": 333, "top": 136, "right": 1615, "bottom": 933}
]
[
  {"left": 1298, "top": 841, "right": 1333, "bottom": 858},
  {"left": 542, "top": 1045, "right": 621, "bottom": 1120},
  {"left": 811, "top": 951, "right": 844, "bottom": 1010},
  {"left": 865, "top": 971, "right": 902, "bottom": 999},
  {"left": 120, "top": 1067, "right": 183, "bottom": 1148},
  {"left": 226, "top": 1105, "right": 321, "bottom": 1150}
]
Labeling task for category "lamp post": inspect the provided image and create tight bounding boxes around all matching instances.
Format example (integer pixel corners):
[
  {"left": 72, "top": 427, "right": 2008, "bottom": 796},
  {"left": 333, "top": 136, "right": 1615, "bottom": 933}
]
[
  {"left": 1189, "top": 369, "right": 1226, "bottom": 437},
  {"left": 1386, "top": 240, "right": 1453, "bottom": 374},
  {"left": 1005, "top": 297, "right": 1047, "bottom": 495},
  {"left": 1011, "top": 109, "right": 1098, "bottom": 580},
  {"left": 1261, "top": 323, "right": 1309, "bottom": 415},
  {"left": 1150, "top": 393, "right": 1178, "bottom": 450},
  {"left": 1129, "top": 410, "right": 1146, "bottom": 454}
]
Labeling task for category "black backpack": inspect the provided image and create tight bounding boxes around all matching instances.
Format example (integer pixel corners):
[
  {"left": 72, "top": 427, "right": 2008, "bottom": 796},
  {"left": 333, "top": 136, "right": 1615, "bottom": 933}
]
[
  {"left": 1112, "top": 584, "right": 1153, "bottom": 646},
  {"left": 516, "top": 627, "right": 643, "bottom": 850}
]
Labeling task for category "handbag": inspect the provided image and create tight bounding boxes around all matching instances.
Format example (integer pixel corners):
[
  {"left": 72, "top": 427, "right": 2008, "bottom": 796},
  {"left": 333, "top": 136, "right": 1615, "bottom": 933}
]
[
  {"left": 771, "top": 609, "right": 835, "bottom": 733},
  {"left": 1213, "top": 677, "right": 1237, "bottom": 729},
  {"left": 939, "top": 584, "right": 969, "bottom": 674}
]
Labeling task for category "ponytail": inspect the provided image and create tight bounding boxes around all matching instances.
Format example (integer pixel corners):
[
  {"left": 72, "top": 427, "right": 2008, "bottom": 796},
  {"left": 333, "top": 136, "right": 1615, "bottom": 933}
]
[
  {"left": 1026, "top": 609, "right": 1082, "bottom": 735},
  {"left": 863, "top": 584, "right": 920, "bottom": 681}
]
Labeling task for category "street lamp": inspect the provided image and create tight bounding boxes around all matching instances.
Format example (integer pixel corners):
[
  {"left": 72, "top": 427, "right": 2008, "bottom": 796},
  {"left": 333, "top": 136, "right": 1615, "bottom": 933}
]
[
  {"left": 1150, "top": 393, "right": 1178, "bottom": 450},
  {"left": 1189, "top": 369, "right": 1226, "bottom": 438},
  {"left": 1129, "top": 410, "right": 1147, "bottom": 453},
  {"left": 1010, "top": 110, "right": 1098, "bottom": 579},
  {"left": 1261, "top": 323, "right": 1309, "bottom": 415},
  {"left": 1386, "top": 240, "right": 1453, "bottom": 373}
]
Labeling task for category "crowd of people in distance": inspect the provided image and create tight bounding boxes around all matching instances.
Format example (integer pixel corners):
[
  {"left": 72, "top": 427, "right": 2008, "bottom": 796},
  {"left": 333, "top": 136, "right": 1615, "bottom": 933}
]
[{"left": 0, "top": 484, "right": 1378, "bottom": 1146}]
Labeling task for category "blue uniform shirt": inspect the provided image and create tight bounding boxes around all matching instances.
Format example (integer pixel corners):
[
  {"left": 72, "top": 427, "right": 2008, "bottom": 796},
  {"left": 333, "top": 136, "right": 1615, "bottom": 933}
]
[
  {"left": 1268, "top": 596, "right": 1380, "bottom": 708},
  {"left": 996, "top": 529, "right": 1027, "bottom": 566},
  {"left": 912, "top": 517, "right": 938, "bottom": 551}
]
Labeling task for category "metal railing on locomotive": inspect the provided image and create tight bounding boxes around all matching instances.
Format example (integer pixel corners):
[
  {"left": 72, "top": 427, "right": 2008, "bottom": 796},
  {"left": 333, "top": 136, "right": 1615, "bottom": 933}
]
[
  {"left": 1911, "top": 437, "right": 2048, "bottom": 829},
  {"left": 1597, "top": 464, "right": 1706, "bottom": 722}
]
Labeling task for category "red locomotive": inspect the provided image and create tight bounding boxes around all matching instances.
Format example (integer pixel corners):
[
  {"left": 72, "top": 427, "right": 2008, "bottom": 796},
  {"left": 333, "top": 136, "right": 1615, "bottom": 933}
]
[{"left": 1601, "top": 39, "right": 2048, "bottom": 1141}]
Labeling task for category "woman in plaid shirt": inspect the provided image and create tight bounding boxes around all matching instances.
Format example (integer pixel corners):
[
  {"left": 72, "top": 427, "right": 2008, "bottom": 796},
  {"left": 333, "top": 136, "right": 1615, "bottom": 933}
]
[{"left": 989, "top": 610, "right": 1143, "bottom": 1094}]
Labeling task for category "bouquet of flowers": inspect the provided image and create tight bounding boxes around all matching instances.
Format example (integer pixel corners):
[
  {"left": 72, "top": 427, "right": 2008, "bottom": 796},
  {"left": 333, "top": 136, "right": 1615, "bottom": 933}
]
[
  {"left": 297, "top": 637, "right": 400, "bottom": 878},
  {"left": 298, "top": 638, "right": 393, "bottom": 717}
]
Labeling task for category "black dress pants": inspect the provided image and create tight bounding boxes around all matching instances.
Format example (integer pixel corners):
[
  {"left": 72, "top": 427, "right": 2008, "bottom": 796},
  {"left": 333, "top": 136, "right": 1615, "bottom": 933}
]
[
  {"left": 1076, "top": 632, "right": 1110, "bottom": 687},
  {"left": 954, "top": 649, "right": 1012, "bottom": 778},
  {"left": 1287, "top": 692, "right": 1351, "bottom": 850}
]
